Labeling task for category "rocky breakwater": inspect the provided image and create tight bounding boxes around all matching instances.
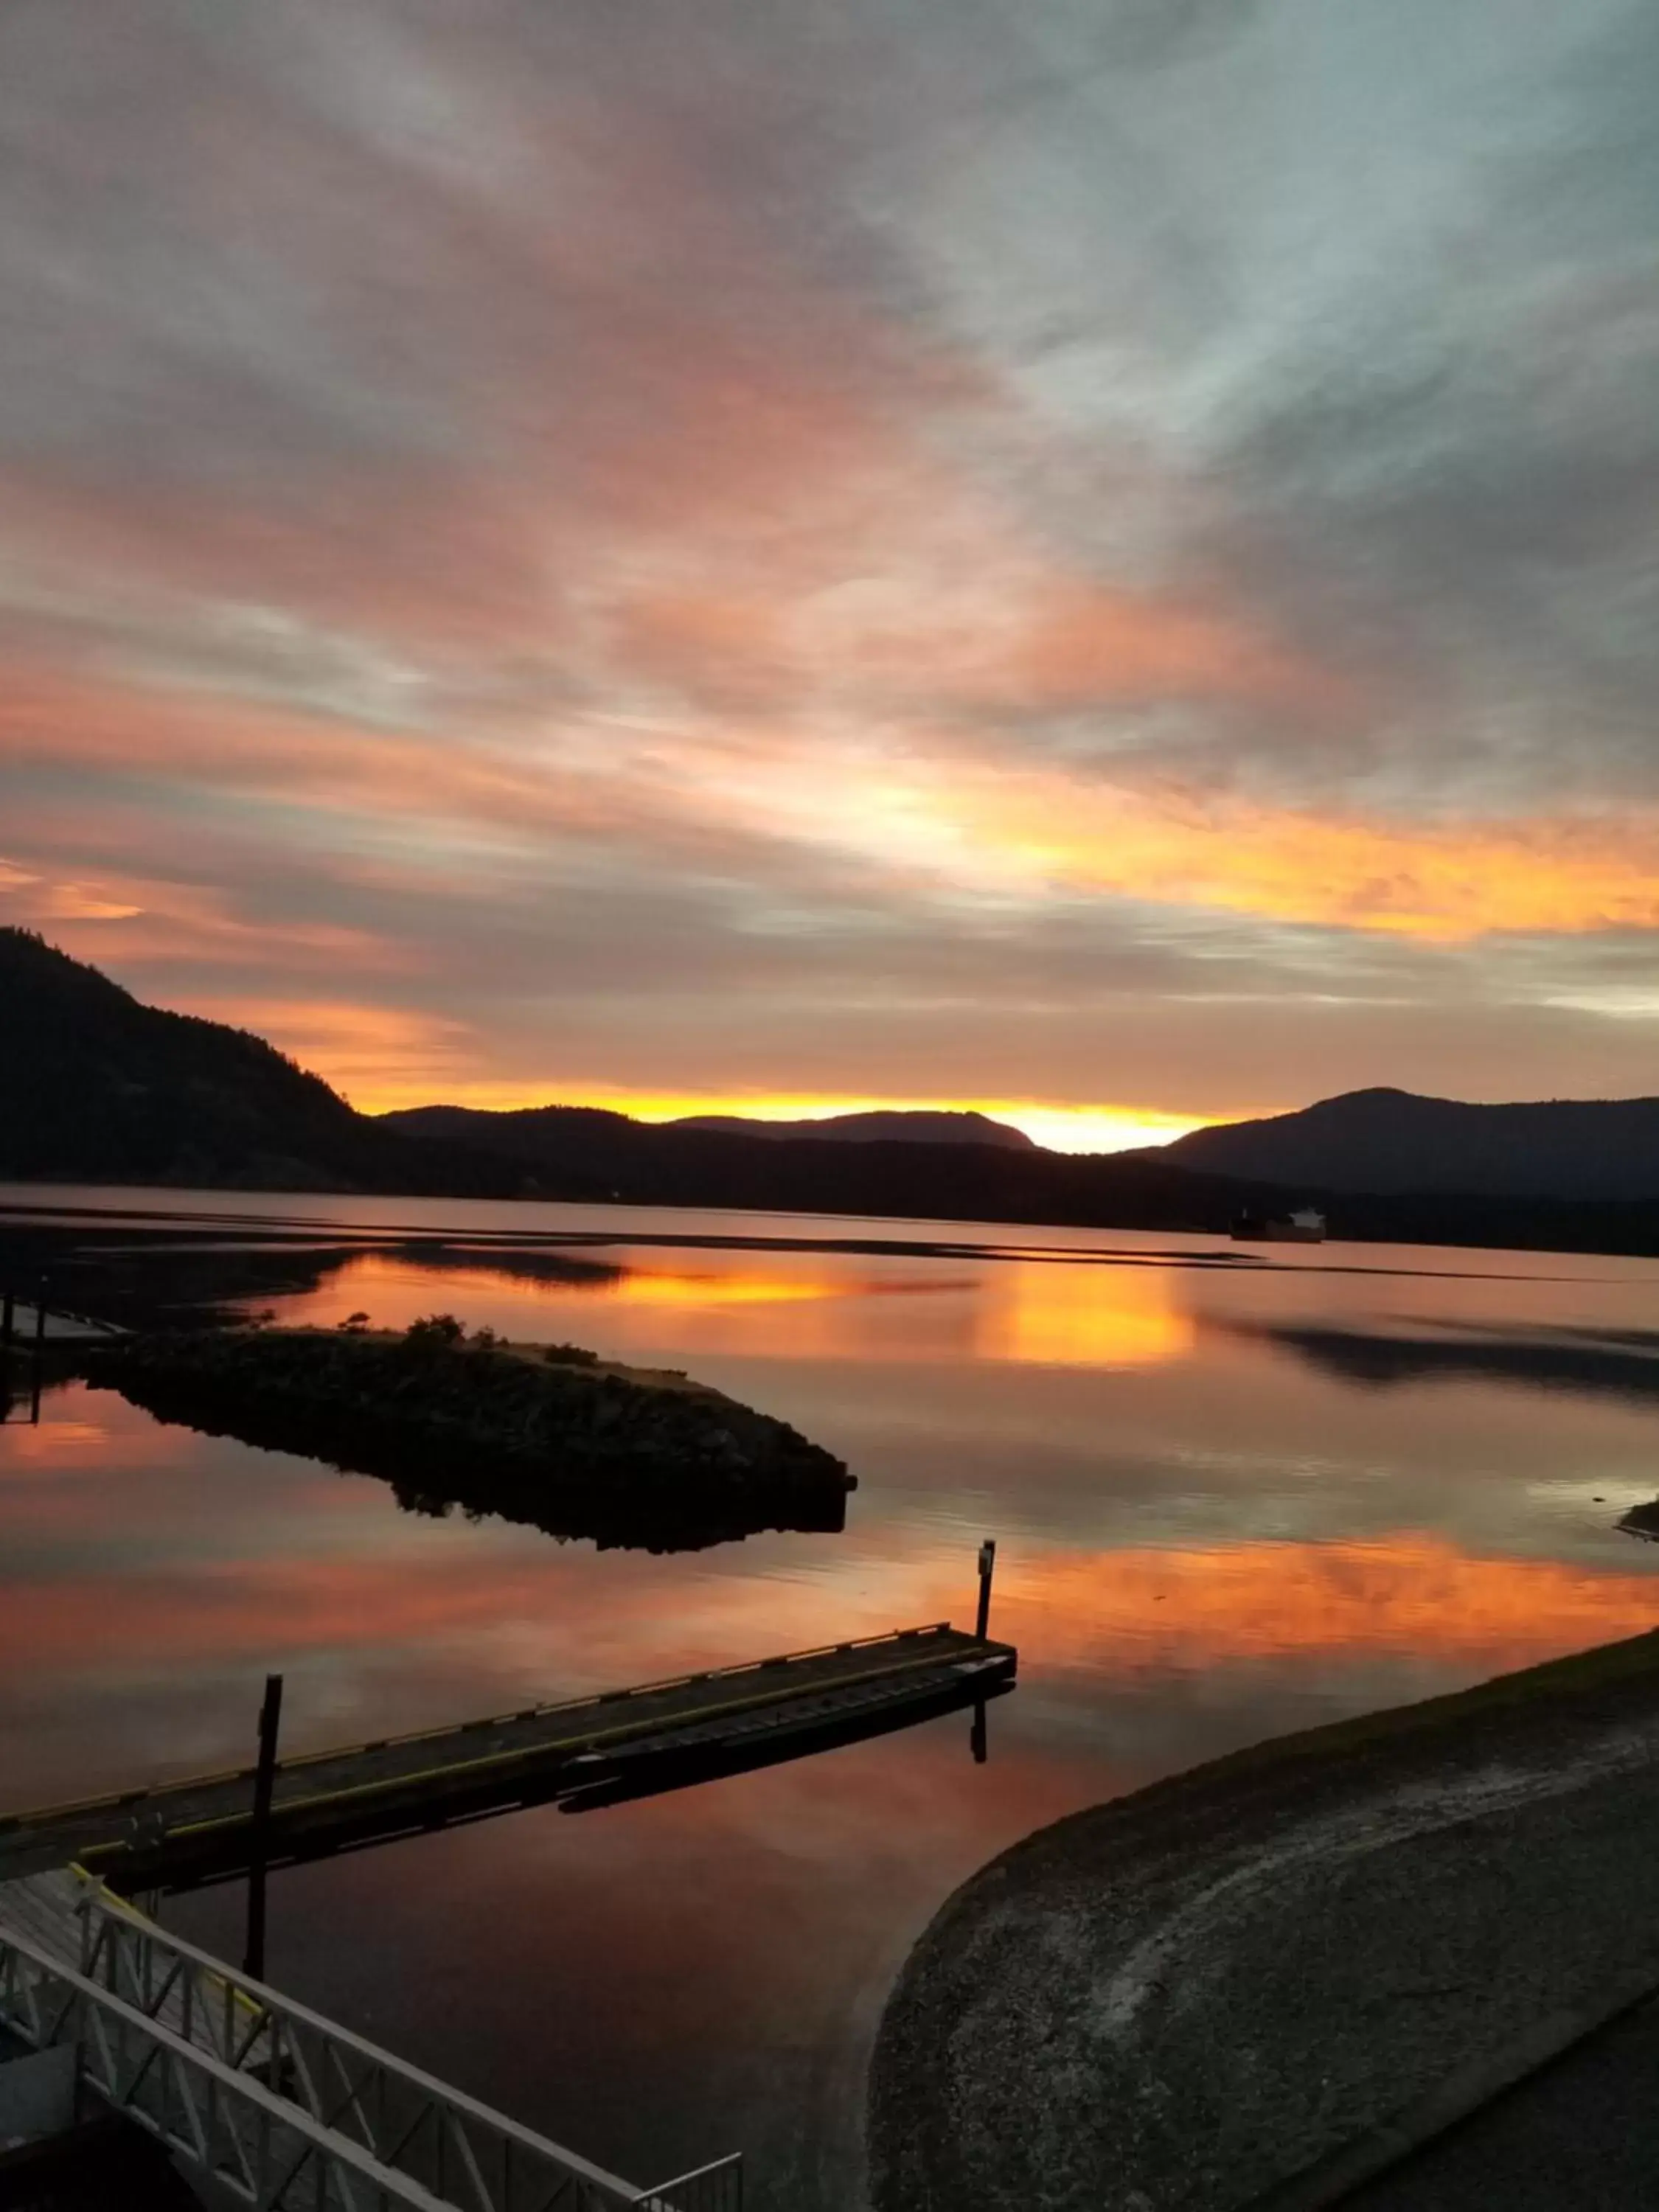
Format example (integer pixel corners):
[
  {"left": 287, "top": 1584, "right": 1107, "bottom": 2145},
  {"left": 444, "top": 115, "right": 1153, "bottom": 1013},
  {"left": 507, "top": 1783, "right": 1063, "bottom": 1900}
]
[{"left": 84, "top": 1315, "right": 855, "bottom": 1551}]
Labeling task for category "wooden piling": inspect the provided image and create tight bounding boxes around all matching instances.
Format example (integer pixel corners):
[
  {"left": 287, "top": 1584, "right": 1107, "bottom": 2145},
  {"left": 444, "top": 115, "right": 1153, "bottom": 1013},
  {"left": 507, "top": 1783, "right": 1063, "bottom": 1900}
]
[
  {"left": 243, "top": 1674, "right": 284, "bottom": 1980},
  {"left": 975, "top": 1538, "right": 996, "bottom": 1641}
]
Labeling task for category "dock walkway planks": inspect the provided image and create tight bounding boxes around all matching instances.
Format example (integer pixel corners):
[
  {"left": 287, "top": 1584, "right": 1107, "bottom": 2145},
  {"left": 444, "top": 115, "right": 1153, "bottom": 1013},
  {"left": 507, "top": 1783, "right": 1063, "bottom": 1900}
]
[
  {"left": 0, "top": 1869, "right": 271, "bottom": 2067},
  {"left": 0, "top": 1869, "right": 96, "bottom": 1975},
  {"left": 0, "top": 1622, "right": 1015, "bottom": 1891}
]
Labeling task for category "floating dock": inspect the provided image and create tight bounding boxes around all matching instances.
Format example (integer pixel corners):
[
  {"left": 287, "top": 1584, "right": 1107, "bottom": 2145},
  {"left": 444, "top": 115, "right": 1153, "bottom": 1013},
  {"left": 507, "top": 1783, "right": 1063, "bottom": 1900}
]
[{"left": 0, "top": 1623, "right": 1016, "bottom": 1893}]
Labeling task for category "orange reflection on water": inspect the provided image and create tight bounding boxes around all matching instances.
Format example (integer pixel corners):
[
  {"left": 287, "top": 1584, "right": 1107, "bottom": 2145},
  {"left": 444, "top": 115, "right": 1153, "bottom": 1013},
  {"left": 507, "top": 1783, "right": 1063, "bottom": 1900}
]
[
  {"left": 307, "top": 1248, "right": 1199, "bottom": 1370},
  {"left": 7, "top": 1509, "right": 1652, "bottom": 1700},
  {"left": 993, "top": 1534, "right": 1659, "bottom": 1676},
  {"left": 0, "top": 1419, "right": 119, "bottom": 1464},
  {"left": 591, "top": 1269, "right": 849, "bottom": 1310},
  {"left": 294, "top": 1250, "right": 982, "bottom": 1364},
  {"left": 974, "top": 1260, "right": 1193, "bottom": 1368}
]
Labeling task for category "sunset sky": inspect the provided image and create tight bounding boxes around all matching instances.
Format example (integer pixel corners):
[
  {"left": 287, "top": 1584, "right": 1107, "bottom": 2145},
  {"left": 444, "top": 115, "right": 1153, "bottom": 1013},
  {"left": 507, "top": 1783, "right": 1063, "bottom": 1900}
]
[{"left": 2, "top": 0, "right": 1658, "bottom": 1149}]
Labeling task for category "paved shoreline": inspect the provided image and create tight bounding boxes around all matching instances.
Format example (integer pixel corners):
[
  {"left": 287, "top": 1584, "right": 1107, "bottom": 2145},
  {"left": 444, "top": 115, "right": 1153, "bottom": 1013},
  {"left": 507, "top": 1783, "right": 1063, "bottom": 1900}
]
[{"left": 869, "top": 1630, "right": 1659, "bottom": 2212}]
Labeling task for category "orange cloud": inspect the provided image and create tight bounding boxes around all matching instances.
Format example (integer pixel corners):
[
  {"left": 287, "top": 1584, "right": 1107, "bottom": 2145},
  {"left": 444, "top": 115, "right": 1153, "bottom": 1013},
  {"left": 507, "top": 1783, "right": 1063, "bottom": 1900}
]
[
  {"left": 187, "top": 998, "right": 478, "bottom": 1108},
  {"left": 10, "top": 636, "right": 1653, "bottom": 1030},
  {"left": 1005, "top": 785, "right": 1659, "bottom": 940},
  {"left": 35, "top": 883, "right": 142, "bottom": 921},
  {"left": 0, "top": 843, "right": 397, "bottom": 972},
  {"left": 747, "top": 747, "right": 1659, "bottom": 940}
]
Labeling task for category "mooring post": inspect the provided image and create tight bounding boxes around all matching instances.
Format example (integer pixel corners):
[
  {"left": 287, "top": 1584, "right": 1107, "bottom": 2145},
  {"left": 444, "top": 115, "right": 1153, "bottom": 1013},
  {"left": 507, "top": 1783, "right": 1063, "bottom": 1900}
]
[
  {"left": 243, "top": 1672, "right": 284, "bottom": 1981},
  {"left": 975, "top": 1538, "right": 996, "bottom": 1641}
]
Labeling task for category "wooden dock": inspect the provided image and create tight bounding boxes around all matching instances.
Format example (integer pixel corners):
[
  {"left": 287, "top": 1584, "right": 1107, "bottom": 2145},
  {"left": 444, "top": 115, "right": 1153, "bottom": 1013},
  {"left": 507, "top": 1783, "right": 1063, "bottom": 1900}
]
[{"left": 0, "top": 1623, "right": 1016, "bottom": 1893}]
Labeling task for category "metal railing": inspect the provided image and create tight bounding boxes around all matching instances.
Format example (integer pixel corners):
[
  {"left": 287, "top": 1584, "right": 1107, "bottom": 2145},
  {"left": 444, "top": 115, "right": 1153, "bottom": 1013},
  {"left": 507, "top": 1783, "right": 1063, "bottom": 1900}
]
[
  {"left": 0, "top": 1878, "right": 740, "bottom": 2212},
  {"left": 0, "top": 1287, "right": 125, "bottom": 1345}
]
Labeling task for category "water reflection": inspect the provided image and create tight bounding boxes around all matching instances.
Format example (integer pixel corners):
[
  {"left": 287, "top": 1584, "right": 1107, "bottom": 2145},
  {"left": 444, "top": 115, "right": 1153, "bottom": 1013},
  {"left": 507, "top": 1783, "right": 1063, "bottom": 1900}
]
[
  {"left": 978, "top": 1259, "right": 1192, "bottom": 1367},
  {"left": 992, "top": 1533, "right": 1659, "bottom": 1677},
  {"left": 556, "top": 1674, "right": 1015, "bottom": 1819},
  {"left": 4, "top": 1199, "right": 1659, "bottom": 2208},
  {"left": 1217, "top": 1313, "right": 1659, "bottom": 1404},
  {"left": 281, "top": 1245, "right": 1194, "bottom": 1372},
  {"left": 0, "top": 1352, "right": 41, "bottom": 1426}
]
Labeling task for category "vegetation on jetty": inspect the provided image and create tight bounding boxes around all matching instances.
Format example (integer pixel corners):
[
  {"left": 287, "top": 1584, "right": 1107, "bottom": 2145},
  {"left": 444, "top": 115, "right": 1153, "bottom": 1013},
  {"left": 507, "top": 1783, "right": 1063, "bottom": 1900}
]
[{"left": 83, "top": 1316, "right": 853, "bottom": 1553}]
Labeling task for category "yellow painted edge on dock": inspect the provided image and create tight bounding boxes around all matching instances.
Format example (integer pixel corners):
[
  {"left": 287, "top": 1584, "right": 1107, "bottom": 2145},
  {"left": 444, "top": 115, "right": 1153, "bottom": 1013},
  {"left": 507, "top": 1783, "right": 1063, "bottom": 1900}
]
[
  {"left": 94, "top": 1639, "right": 1015, "bottom": 1857},
  {"left": 66, "top": 1862, "right": 271, "bottom": 2034}
]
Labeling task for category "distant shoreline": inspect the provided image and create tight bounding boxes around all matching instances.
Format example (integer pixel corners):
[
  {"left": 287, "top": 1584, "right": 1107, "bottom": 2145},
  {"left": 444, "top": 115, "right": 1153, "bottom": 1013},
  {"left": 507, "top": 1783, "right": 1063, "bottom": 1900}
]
[
  {"left": 6, "top": 1172, "right": 1659, "bottom": 1268},
  {"left": 13, "top": 932, "right": 1659, "bottom": 1266}
]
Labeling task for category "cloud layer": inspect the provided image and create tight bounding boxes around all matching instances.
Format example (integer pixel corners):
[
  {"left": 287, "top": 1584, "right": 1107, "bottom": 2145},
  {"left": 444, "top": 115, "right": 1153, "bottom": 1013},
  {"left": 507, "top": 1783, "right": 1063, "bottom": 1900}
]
[{"left": 3, "top": 0, "right": 1658, "bottom": 1132}]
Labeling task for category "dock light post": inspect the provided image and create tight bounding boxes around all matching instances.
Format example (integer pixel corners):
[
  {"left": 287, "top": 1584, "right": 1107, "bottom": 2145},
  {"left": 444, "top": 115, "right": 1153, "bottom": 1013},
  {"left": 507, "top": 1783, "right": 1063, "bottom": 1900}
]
[
  {"left": 975, "top": 1538, "right": 996, "bottom": 1642},
  {"left": 244, "top": 1673, "right": 284, "bottom": 1981}
]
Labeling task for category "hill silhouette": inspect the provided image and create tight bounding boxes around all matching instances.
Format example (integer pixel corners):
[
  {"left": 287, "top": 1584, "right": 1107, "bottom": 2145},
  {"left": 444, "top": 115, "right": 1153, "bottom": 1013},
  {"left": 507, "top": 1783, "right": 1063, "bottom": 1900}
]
[
  {"left": 1152, "top": 1087, "right": 1659, "bottom": 1202},
  {"left": 0, "top": 928, "right": 517, "bottom": 1193},
  {"left": 12, "top": 933, "right": 1659, "bottom": 1258},
  {"left": 667, "top": 1109, "right": 1032, "bottom": 1148}
]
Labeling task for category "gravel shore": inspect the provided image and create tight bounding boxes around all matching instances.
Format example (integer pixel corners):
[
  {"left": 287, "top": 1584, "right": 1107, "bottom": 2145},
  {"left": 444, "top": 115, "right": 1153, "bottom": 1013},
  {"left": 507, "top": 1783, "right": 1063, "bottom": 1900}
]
[{"left": 869, "top": 1630, "right": 1659, "bottom": 2212}]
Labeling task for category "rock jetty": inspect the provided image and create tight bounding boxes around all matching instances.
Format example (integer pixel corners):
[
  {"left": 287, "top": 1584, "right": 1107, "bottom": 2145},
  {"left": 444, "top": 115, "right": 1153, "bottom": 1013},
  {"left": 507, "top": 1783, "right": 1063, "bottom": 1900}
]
[{"left": 83, "top": 1317, "right": 853, "bottom": 1551}]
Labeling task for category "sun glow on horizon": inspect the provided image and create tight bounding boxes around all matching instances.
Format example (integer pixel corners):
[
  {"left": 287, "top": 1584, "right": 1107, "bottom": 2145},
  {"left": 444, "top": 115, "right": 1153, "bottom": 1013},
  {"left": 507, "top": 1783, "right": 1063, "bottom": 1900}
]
[
  {"left": 380, "top": 1086, "right": 1225, "bottom": 1154},
  {"left": 163, "top": 998, "right": 1259, "bottom": 1151}
]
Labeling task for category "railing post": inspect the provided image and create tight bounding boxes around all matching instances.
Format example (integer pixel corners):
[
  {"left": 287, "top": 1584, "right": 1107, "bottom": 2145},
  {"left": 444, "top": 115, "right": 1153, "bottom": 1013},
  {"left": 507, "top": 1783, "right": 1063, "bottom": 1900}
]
[{"left": 244, "top": 1673, "right": 284, "bottom": 1980}]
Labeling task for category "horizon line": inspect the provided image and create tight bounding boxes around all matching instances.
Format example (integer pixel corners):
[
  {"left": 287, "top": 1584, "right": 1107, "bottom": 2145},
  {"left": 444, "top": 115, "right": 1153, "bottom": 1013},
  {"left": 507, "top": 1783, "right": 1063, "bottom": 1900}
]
[{"left": 358, "top": 1091, "right": 1243, "bottom": 1155}]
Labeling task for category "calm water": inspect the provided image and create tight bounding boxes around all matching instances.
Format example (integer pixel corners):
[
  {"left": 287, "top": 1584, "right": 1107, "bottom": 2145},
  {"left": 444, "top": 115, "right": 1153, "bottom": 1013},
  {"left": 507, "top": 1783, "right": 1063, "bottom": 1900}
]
[{"left": 4, "top": 1188, "right": 1659, "bottom": 2208}]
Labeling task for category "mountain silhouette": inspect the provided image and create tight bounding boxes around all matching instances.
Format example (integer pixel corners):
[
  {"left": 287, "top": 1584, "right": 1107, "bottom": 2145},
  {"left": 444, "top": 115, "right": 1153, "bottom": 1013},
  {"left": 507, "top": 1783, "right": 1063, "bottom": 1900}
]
[
  {"left": 0, "top": 928, "right": 516, "bottom": 1194},
  {"left": 1151, "top": 1086, "right": 1659, "bottom": 1202},
  {"left": 667, "top": 1110, "right": 1032, "bottom": 1148},
  {"left": 12, "top": 931, "right": 1659, "bottom": 1259}
]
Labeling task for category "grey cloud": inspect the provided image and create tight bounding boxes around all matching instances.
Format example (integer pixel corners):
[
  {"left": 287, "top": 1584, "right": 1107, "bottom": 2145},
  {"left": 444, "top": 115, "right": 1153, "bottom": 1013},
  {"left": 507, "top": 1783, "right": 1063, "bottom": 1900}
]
[
  {"left": 4, "top": 0, "right": 1659, "bottom": 1112},
  {"left": 838, "top": 0, "right": 1659, "bottom": 805}
]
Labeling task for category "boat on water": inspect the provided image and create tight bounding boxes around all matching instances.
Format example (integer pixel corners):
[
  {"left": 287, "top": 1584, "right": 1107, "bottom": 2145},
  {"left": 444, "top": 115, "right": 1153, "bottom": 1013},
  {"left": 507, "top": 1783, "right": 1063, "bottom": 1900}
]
[{"left": 1229, "top": 1206, "right": 1327, "bottom": 1244}]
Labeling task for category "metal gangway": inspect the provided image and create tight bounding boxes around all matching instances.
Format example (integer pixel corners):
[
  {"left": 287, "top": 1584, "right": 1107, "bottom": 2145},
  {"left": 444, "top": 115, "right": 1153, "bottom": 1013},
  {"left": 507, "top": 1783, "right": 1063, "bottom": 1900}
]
[{"left": 0, "top": 1871, "right": 740, "bottom": 2211}]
